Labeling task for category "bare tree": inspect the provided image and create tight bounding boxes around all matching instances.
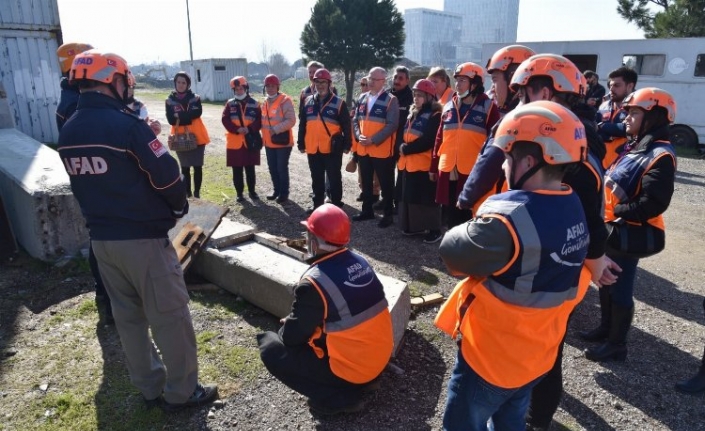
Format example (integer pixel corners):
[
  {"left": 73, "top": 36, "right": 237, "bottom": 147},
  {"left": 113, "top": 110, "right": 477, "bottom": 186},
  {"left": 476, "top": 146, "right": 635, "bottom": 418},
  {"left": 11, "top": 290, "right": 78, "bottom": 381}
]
[{"left": 268, "top": 53, "right": 291, "bottom": 79}]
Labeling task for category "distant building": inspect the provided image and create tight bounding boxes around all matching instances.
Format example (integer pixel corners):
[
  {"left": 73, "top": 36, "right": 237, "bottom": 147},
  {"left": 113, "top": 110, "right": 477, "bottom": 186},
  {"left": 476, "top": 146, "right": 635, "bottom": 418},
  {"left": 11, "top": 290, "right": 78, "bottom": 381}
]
[
  {"left": 403, "top": 8, "right": 462, "bottom": 69},
  {"left": 445, "top": 0, "right": 520, "bottom": 63},
  {"left": 179, "top": 58, "right": 247, "bottom": 102}
]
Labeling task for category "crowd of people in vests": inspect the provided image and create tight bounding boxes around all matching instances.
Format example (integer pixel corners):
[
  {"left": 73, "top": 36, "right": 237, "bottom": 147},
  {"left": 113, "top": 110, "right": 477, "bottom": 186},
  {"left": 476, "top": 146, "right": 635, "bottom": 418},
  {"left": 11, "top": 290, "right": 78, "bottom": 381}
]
[{"left": 53, "top": 40, "right": 704, "bottom": 430}]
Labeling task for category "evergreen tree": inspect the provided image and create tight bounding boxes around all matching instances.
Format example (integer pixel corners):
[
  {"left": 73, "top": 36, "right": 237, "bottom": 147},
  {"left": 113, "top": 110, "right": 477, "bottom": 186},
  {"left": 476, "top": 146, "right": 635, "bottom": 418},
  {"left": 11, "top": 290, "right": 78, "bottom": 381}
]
[
  {"left": 300, "top": 0, "right": 405, "bottom": 105},
  {"left": 618, "top": 0, "right": 705, "bottom": 37}
]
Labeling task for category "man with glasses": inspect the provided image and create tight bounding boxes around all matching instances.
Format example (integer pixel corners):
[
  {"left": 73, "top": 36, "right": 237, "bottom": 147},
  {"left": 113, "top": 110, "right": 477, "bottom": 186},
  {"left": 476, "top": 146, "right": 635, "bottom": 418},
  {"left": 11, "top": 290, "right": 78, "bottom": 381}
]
[
  {"left": 351, "top": 77, "right": 381, "bottom": 204},
  {"left": 384, "top": 66, "right": 414, "bottom": 215},
  {"left": 352, "top": 67, "right": 399, "bottom": 228}
]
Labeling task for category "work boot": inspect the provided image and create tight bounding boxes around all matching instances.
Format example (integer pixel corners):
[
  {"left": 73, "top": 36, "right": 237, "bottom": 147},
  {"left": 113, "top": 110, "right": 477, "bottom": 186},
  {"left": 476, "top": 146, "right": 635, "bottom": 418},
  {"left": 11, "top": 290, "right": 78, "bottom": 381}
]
[
  {"left": 162, "top": 383, "right": 218, "bottom": 413},
  {"left": 579, "top": 286, "right": 612, "bottom": 342},
  {"left": 675, "top": 348, "right": 705, "bottom": 394},
  {"left": 585, "top": 304, "right": 633, "bottom": 362}
]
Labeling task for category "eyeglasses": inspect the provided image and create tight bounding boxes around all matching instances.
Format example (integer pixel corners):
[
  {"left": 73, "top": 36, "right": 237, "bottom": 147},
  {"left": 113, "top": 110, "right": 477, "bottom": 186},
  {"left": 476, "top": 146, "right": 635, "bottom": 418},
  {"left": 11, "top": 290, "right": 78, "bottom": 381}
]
[{"left": 360, "top": 83, "right": 368, "bottom": 87}]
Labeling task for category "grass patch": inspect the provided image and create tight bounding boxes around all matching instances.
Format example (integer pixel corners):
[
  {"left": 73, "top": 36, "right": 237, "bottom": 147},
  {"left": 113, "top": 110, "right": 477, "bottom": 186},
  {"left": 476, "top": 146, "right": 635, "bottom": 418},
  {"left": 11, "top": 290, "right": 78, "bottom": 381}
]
[
  {"left": 47, "top": 299, "right": 97, "bottom": 326},
  {"left": 196, "top": 330, "right": 262, "bottom": 385},
  {"left": 407, "top": 269, "right": 441, "bottom": 297}
]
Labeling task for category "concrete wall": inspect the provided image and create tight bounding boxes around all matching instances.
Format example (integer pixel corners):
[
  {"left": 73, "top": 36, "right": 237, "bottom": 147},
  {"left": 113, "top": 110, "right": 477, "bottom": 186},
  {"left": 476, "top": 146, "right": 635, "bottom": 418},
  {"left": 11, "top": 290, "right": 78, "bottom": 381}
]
[{"left": 0, "top": 128, "right": 88, "bottom": 260}]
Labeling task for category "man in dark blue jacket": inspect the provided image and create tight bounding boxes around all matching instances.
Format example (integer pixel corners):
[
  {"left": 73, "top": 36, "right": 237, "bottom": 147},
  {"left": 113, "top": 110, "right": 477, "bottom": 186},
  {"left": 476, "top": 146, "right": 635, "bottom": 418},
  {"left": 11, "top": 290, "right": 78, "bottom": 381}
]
[{"left": 57, "top": 49, "right": 217, "bottom": 412}]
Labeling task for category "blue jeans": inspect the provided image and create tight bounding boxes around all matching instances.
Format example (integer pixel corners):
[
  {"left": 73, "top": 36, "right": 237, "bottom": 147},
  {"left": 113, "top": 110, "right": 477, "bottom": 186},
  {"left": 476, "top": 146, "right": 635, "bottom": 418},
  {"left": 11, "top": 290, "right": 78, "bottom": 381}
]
[
  {"left": 607, "top": 254, "right": 639, "bottom": 308},
  {"left": 265, "top": 146, "right": 292, "bottom": 198},
  {"left": 443, "top": 350, "right": 542, "bottom": 431}
]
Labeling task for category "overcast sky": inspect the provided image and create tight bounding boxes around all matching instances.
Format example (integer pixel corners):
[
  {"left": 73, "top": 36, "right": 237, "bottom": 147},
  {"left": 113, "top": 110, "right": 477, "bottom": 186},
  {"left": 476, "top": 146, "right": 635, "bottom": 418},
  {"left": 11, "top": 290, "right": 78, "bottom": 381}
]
[{"left": 56, "top": 0, "right": 647, "bottom": 65}]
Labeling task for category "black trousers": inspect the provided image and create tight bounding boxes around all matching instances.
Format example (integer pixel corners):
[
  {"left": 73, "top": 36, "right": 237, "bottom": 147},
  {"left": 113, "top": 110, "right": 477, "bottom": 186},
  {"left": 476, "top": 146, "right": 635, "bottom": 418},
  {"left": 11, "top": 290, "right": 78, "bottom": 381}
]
[
  {"left": 446, "top": 180, "right": 472, "bottom": 228},
  {"left": 526, "top": 327, "right": 568, "bottom": 428},
  {"left": 257, "top": 331, "right": 364, "bottom": 408},
  {"left": 359, "top": 155, "right": 395, "bottom": 216},
  {"left": 308, "top": 152, "right": 343, "bottom": 206},
  {"left": 232, "top": 166, "right": 256, "bottom": 196}
]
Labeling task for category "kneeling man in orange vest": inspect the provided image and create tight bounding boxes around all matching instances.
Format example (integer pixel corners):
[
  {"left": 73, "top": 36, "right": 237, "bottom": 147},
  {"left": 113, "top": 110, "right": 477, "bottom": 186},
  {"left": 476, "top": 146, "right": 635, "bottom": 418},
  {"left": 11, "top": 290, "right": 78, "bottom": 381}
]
[
  {"left": 257, "top": 204, "right": 393, "bottom": 415},
  {"left": 435, "top": 101, "right": 592, "bottom": 431}
]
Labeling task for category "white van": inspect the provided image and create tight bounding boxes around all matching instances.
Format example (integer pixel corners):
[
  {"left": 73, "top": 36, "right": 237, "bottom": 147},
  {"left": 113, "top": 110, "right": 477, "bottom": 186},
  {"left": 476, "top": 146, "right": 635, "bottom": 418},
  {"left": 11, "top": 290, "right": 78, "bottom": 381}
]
[{"left": 482, "top": 38, "right": 705, "bottom": 148}]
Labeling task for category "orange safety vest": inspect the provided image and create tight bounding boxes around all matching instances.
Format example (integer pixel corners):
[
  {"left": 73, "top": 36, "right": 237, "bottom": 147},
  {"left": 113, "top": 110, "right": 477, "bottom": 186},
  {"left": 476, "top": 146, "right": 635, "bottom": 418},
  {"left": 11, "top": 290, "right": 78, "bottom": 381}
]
[
  {"left": 262, "top": 93, "right": 294, "bottom": 148},
  {"left": 397, "top": 110, "right": 436, "bottom": 172},
  {"left": 598, "top": 100, "right": 629, "bottom": 169},
  {"left": 438, "top": 93, "right": 494, "bottom": 175},
  {"left": 439, "top": 87, "right": 454, "bottom": 106},
  {"left": 166, "top": 95, "right": 210, "bottom": 145},
  {"left": 302, "top": 93, "right": 343, "bottom": 154},
  {"left": 604, "top": 140, "right": 675, "bottom": 232},
  {"left": 435, "top": 189, "right": 591, "bottom": 388},
  {"left": 354, "top": 91, "right": 396, "bottom": 158},
  {"left": 224, "top": 97, "right": 260, "bottom": 150},
  {"left": 303, "top": 248, "right": 393, "bottom": 384}
]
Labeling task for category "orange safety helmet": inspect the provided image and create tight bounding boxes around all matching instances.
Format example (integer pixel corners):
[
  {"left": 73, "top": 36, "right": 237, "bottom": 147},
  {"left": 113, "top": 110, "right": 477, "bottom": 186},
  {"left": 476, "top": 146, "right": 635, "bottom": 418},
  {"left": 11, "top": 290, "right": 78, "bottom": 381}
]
[
  {"left": 313, "top": 68, "right": 332, "bottom": 82},
  {"left": 57, "top": 42, "right": 94, "bottom": 74},
  {"left": 300, "top": 204, "right": 350, "bottom": 246},
  {"left": 69, "top": 50, "right": 130, "bottom": 85},
  {"left": 412, "top": 79, "right": 436, "bottom": 98},
  {"left": 493, "top": 100, "right": 586, "bottom": 165},
  {"left": 453, "top": 62, "right": 484, "bottom": 80},
  {"left": 264, "top": 74, "right": 280, "bottom": 87},
  {"left": 622, "top": 87, "right": 676, "bottom": 123},
  {"left": 486, "top": 45, "right": 535, "bottom": 73},
  {"left": 230, "top": 76, "right": 248, "bottom": 89},
  {"left": 510, "top": 54, "right": 586, "bottom": 96}
]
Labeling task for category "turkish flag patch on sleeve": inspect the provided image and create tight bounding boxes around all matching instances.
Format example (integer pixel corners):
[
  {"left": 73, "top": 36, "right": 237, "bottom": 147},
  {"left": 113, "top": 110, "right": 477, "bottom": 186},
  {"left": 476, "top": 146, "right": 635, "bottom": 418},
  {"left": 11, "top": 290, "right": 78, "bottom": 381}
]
[{"left": 149, "top": 139, "right": 168, "bottom": 157}]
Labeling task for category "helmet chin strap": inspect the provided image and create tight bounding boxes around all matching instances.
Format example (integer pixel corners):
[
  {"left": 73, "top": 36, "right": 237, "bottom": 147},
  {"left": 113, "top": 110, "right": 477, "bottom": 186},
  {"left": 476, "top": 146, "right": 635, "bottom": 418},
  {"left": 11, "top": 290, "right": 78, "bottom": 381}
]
[{"left": 508, "top": 154, "right": 546, "bottom": 190}]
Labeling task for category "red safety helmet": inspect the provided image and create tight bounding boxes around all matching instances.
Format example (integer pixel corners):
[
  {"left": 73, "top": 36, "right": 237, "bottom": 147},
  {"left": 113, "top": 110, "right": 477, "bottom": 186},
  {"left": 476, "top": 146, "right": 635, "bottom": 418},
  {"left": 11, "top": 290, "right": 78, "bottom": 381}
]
[
  {"left": 412, "top": 79, "right": 436, "bottom": 99},
  {"left": 300, "top": 204, "right": 350, "bottom": 246},
  {"left": 57, "top": 42, "right": 94, "bottom": 74},
  {"left": 493, "top": 100, "right": 586, "bottom": 165},
  {"left": 510, "top": 54, "right": 586, "bottom": 96},
  {"left": 264, "top": 74, "right": 280, "bottom": 87},
  {"left": 453, "top": 62, "right": 484, "bottom": 80},
  {"left": 486, "top": 45, "right": 535, "bottom": 73},
  {"left": 230, "top": 76, "right": 248, "bottom": 89},
  {"left": 69, "top": 50, "right": 130, "bottom": 86},
  {"left": 313, "top": 68, "right": 332, "bottom": 82},
  {"left": 622, "top": 87, "right": 676, "bottom": 123}
]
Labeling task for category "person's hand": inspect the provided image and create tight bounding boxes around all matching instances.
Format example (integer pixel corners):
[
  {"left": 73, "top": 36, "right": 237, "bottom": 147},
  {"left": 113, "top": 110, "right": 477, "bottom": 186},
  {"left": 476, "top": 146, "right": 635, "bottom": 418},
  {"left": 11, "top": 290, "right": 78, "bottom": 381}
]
[
  {"left": 584, "top": 255, "right": 621, "bottom": 287},
  {"left": 599, "top": 255, "right": 621, "bottom": 286},
  {"left": 358, "top": 134, "right": 371, "bottom": 146},
  {"left": 429, "top": 172, "right": 437, "bottom": 182},
  {"left": 279, "top": 317, "right": 287, "bottom": 325},
  {"left": 237, "top": 127, "right": 248, "bottom": 134}
]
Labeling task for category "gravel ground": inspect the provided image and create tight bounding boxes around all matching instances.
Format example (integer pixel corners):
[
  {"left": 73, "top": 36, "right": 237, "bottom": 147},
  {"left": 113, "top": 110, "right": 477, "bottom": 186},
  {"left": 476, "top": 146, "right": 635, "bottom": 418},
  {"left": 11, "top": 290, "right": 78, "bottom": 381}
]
[{"left": 2, "top": 92, "right": 703, "bottom": 431}]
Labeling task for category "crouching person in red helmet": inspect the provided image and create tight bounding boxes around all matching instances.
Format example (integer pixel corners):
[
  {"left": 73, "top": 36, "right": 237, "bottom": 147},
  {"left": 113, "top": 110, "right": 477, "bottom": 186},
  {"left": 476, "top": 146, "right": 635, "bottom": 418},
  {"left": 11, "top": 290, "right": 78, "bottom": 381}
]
[{"left": 257, "top": 204, "right": 394, "bottom": 415}]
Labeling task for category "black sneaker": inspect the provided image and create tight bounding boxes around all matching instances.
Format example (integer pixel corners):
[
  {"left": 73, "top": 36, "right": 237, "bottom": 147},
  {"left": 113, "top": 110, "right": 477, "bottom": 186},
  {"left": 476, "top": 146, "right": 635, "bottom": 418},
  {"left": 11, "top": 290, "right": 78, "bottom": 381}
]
[
  {"left": 423, "top": 231, "right": 443, "bottom": 244},
  {"left": 266, "top": 193, "right": 278, "bottom": 200},
  {"left": 275, "top": 196, "right": 288, "bottom": 204},
  {"left": 236, "top": 195, "right": 245, "bottom": 203},
  {"left": 352, "top": 212, "right": 375, "bottom": 222},
  {"left": 162, "top": 383, "right": 218, "bottom": 413},
  {"left": 249, "top": 192, "right": 260, "bottom": 200}
]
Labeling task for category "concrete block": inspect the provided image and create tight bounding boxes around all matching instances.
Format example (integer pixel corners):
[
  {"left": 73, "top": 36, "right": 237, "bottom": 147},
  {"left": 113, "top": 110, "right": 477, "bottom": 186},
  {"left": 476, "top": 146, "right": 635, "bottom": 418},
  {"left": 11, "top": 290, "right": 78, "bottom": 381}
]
[
  {"left": 254, "top": 232, "right": 306, "bottom": 261},
  {"left": 193, "top": 242, "right": 410, "bottom": 355},
  {"left": 0, "top": 129, "right": 88, "bottom": 260},
  {"left": 207, "top": 217, "right": 256, "bottom": 249}
]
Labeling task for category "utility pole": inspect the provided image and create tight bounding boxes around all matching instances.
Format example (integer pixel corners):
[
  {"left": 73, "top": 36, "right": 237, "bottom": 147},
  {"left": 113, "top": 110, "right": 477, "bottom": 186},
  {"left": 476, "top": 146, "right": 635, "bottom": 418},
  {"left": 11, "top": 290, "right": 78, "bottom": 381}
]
[{"left": 186, "top": 0, "right": 194, "bottom": 62}]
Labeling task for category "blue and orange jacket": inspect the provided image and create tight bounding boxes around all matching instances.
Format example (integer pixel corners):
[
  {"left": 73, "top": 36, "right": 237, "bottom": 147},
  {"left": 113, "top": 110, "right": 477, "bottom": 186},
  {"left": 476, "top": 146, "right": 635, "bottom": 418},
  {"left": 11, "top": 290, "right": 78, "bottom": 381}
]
[
  {"left": 353, "top": 90, "right": 398, "bottom": 158},
  {"left": 397, "top": 104, "right": 441, "bottom": 172},
  {"left": 298, "top": 93, "right": 351, "bottom": 154},
  {"left": 222, "top": 96, "right": 262, "bottom": 150},
  {"left": 165, "top": 90, "right": 210, "bottom": 145},
  {"left": 597, "top": 98, "right": 628, "bottom": 169},
  {"left": 302, "top": 248, "right": 393, "bottom": 384},
  {"left": 435, "top": 189, "right": 590, "bottom": 388},
  {"left": 58, "top": 92, "right": 187, "bottom": 240}
]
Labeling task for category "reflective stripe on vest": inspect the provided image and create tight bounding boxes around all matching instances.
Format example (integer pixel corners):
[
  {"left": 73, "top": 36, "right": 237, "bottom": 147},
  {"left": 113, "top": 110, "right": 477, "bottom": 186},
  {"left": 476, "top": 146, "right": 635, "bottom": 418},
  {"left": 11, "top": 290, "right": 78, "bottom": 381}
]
[
  {"left": 302, "top": 249, "right": 393, "bottom": 383},
  {"left": 604, "top": 140, "right": 675, "bottom": 230},
  {"left": 356, "top": 91, "right": 395, "bottom": 158},
  {"left": 438, "top": 95, "right": 492, "bottom": 175},
  {"left": 303, "top": 94, "right": 342, "bottom": 154},
  {"left": 225, "top": 98, "right": 259, "bottom": 150},
  {"left": 262, "top": 94, "right": 293, "bottom": 147},
  {"left": 477, "top": 189, "right": 588, "bottom": 309},
  {"left": 398, "top": 111, "right": 433, "bottom": 172}
]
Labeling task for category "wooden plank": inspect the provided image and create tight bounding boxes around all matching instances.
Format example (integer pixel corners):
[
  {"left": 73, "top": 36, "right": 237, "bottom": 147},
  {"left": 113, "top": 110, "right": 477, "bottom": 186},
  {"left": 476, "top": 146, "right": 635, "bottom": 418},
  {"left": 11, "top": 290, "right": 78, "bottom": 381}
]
[
  {"left": 410, "top": 293, "right": 445, "bottom": 309},
  {"left": 168, "top": 199, "right": 228, "bottom": 273}
]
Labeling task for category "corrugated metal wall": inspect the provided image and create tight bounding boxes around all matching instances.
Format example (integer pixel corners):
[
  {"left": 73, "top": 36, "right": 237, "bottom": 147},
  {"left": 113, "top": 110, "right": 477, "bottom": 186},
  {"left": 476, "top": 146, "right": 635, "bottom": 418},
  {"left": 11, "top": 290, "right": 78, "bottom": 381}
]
[
  {"left": 182, "top": 58, "right": 247, "bottom": 102},
  {"left": 0, "top": 0, "right": 62, "bottom": 143}
]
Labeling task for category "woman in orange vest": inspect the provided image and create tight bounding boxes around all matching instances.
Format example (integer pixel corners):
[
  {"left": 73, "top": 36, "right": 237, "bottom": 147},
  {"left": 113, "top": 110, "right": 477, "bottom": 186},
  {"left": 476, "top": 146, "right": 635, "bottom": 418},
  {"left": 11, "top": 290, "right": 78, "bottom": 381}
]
[
  {"left": 165, "top": 71, "right": 210, "bottom": 198},
  {"left": 430, "top": 62, "right": 499, "bottom": 228},
  {"left": 397, "top": 79, "right": 443, "bottom": 243},
  {"left": 221, "top": 76, "right": 262, "bottom": 202},
  {"left": 262, "top": 74, "right": 296, "bottom": 204},
  {"left": 585, "top": 88, "right": 677, "bottom": 362},
  {"left": 427, "top": 67, "right": 454, "bottom": 106}
]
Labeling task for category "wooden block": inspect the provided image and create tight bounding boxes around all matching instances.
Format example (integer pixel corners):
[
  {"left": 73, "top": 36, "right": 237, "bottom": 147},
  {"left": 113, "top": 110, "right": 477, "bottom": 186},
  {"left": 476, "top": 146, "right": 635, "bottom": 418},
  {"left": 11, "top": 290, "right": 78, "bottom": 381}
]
[
  {"left": 168, "top": 199, "right": 229, "bottom": 273},
  {"left": 410, "top": 293, "right": 445, "bottom": 309}
]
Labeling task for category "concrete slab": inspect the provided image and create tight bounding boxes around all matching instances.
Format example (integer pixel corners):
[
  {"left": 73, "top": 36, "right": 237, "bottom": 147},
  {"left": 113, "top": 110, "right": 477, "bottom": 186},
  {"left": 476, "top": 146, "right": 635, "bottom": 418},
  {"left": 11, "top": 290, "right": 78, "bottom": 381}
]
[
  {"left": 193, "top": 236, "right": 410, "bottom": 356},
  {"left": 208, "top": 218, "right": 256, "bottom": 249},
  {"left": 0, "top": 128, "right": 88, "bottom": 260}
]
